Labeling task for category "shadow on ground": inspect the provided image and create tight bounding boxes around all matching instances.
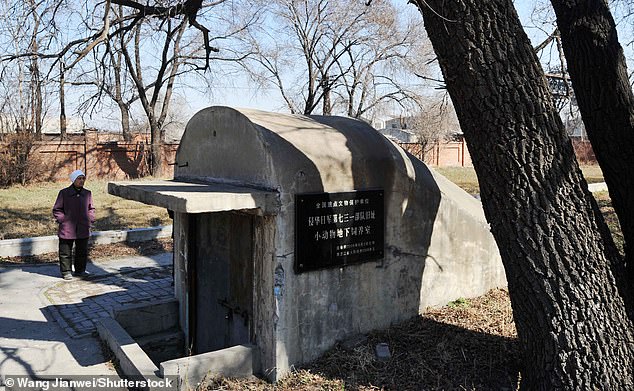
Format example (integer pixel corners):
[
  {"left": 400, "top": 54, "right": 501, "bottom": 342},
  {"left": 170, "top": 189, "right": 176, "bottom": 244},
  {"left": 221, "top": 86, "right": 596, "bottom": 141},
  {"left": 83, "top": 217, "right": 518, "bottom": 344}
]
[
  {"left": 305, "top": 316, "right": 520, "bottom": 390},
  {"left": 203, "top": 313, "right": 520, "bottom": 391},
  {"left": 0, "top": 258, "right": 173, "bottom": 375},
  {"left": 41, "top": 264, "right": 174, "bottom": 338}
]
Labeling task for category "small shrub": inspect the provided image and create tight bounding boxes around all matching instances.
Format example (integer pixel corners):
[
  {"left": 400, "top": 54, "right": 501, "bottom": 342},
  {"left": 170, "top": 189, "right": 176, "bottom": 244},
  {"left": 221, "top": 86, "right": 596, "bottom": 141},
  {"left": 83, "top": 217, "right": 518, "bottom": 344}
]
[
  {"left": 0, "top": 133, "right": 43, "bottom": 187},
  {"left": 448, "top": 297, "right": 470, "bottom": 308}
]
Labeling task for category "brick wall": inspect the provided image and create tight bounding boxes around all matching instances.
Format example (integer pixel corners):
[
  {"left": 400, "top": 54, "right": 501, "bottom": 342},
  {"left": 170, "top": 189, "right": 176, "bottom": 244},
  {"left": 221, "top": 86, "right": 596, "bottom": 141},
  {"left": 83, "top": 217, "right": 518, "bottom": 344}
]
[
  {"left": 571, "top": 139, "right": 597, "bottom": 164},
  {"left": 4, "top": 132, "right": 598, "bottom": 183},
  {"left": 398, "top": 140, "right": 472, "bottom": 167},
  {"left": 24, "top": 131, "right": 178, "bottom": 182},
  {"left": 399, "top": 138, "right": 596, "bottom": 167}
]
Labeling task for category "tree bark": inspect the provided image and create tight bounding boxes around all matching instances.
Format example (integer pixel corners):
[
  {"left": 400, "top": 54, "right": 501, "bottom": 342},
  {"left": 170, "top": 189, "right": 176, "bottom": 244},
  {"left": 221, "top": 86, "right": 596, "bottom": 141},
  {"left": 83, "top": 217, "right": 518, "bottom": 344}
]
[
  {"left": 29, "top": 0, "right": 42, "bottom": 141},
  {"left": 322, "top": 73, "right": 332, "bottom": 115},
  {"left": 550, "top": 0, "right": 634, "bottom": 296},
  {"left": 150, "top": 116, "right": 162, "bottom": 177},
  {"left": 31, "top": 62, "right": 42, "bottom": 140},
  {"left": 113, "top": 33, "right": 132, "bottom": 141},
  {"left": 59, "top": 63, "right": 67, "bottom": 140},
  {"left": 413, "top": 0, "right": 634, "bottom": 387}
]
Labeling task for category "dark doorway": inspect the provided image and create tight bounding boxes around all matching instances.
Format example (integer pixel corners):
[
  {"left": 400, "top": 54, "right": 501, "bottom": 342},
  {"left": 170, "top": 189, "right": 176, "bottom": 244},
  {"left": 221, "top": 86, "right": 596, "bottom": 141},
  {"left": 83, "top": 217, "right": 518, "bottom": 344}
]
[{"left": 191, "top": 211, "right": 254, "bottom": 354}]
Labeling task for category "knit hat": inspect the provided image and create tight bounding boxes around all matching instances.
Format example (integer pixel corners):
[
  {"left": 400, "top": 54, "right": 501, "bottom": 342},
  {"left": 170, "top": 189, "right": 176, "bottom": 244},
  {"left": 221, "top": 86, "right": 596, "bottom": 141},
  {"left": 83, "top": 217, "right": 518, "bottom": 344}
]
[{"left": 70, "top": 169, "right": 85, "bottom": 183}]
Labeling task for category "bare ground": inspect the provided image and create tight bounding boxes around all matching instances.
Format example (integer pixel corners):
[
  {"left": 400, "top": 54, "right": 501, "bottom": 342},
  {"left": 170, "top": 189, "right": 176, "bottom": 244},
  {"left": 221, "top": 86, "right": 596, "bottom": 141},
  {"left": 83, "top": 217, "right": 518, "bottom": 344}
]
[
  {"left": 0, "top": 238, "right": 173, "bottom": 265},
  {"left": 201, "top": 289, "right": 520, "bottom": 391}
]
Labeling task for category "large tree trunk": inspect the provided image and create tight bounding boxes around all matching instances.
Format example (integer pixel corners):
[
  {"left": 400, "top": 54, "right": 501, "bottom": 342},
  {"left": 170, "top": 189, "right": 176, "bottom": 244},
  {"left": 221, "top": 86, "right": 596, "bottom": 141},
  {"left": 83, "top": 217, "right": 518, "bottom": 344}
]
[
  {"left": 413, "top": 0, "right": 634, "bottom": 388},
  {"left": 29, "top": 0, "right": 42, "bottom": 141},
  {"left": 550, "top": 0, "right": 634, "bottom": 294}
]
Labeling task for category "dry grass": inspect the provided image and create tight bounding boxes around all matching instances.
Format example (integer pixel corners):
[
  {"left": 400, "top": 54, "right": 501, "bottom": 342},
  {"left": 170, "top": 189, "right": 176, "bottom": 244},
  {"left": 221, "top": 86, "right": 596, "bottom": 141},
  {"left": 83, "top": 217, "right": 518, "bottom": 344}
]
[
  {"left": 195, "top": 166, "right": 610, "bottom": 390},
  {"left": 2, "top": 169, "right": 611, "bottom": 389},
  {"left": 434, "top": 167, "right": 481, "bottom": 195},
  {"left": 0, "top": 237, "right": 173, "bottom": 265},
  {"left": 579, "top": 165, "right": 604, "bottom": 183},
  {"left": 198, "top": 289, "right": 519, "bottom": 391},
  {"left": 594, "top": 191, "right": 624, "bottom": 254},
  {"left": 0, "top": 179, "right": 171, "bottom": 239},
  {"left": 3, "top": 237, "right": 519, "bottom": 390},
  {"left": 436, "top": 164, "right": 604, "bottom": 196},
  {"left": 0, "top": 166, "right": 604, "bottom": 240}
]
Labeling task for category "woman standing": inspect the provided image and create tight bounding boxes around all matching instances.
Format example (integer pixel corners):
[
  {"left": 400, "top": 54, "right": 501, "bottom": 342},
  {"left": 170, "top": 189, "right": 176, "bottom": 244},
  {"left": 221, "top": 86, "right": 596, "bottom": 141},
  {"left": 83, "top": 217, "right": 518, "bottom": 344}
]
[{"left": 52, "top": 169, "right": 96, "bottom": 280}]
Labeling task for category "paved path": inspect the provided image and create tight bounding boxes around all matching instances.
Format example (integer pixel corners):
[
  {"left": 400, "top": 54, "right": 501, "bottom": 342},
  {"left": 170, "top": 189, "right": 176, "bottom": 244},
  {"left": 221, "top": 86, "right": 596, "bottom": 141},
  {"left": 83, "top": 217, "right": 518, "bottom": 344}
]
[
  {"left": 0, "top": 253, "right": 173, "bottom": 384},
  {"left": 44, "top": 265, "right": 172, "bottom": 338}
]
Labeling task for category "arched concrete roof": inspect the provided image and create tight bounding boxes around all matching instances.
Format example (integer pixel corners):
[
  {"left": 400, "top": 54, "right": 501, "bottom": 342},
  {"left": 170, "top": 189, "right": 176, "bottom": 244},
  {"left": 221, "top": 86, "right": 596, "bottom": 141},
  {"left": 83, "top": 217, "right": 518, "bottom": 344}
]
[
  {"left": 174, "top": 106, "right": 422, "bottom": 196},
  {"left": 108, "top": 106, "right": 481, "bottom": 220}
]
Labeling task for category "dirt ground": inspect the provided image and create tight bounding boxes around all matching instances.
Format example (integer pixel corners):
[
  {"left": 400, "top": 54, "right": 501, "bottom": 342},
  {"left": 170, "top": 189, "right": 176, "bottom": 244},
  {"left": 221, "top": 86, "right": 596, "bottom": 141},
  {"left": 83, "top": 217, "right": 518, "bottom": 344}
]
[
  {"left": 202, "top": 289, "right": 520, "bottom": 391},
  {"left": 0, "top": 238, "right": 173, "bottom": 265}
]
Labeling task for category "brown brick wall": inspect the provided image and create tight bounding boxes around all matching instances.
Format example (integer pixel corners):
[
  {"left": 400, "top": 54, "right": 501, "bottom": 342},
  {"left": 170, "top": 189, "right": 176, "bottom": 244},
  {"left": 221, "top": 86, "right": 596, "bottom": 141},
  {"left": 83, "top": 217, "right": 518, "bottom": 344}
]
[
  {"left": 4, "top": 132, "right": 598, "bottom": 183},
  {"left": 571, "top": 139, "right": 597, "bottom": 164},
  {"left": 399, "top": 138, "right": 595, "bottom": 167},
  {"left": 399, "top": 140, "right": 472, "bottom": 167},
  {"left": 23, "top": 131, "right": 178, "bottom": 182}
]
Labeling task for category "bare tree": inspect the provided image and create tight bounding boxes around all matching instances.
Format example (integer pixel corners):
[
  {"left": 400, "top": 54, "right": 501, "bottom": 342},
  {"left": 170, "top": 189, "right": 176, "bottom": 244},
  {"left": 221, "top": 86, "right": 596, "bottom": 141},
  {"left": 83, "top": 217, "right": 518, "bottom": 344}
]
[
  {"left": 408, "top": 93, "right": 459, "bottom": 160},
  {"left": 332, "top": 3, "right": 432, "bottom": 119},
  {"left": 244, "top": 0, "right": 429, "bottom": 118},
  {"left": 255, "top": 0, "right": 362, "bottom": 115},
  {"left": 71, "top": 5, "right": 139, "bottom": 142},
  {"left": 0, "top": 0, "right": 57, "bottom": 136},
  {"left": 0, "top": 0, "right": 258, "bottom": 175},
  {"left": 125, "top": 18, "right": 187, "bottom": 175},
  {"left": 102, "top": 1, "right": 256, "bottom": 175}
]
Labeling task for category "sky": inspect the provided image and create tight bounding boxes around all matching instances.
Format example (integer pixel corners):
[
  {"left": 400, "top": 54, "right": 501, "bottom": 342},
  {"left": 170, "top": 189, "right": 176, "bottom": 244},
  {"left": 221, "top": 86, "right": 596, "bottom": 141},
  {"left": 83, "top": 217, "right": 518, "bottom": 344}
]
[
  {"left": 182, "top": 1, "right": 559, "bottom": 116},
  {"left": 82, "top": 0, "right": 632, "bottom": 131}
]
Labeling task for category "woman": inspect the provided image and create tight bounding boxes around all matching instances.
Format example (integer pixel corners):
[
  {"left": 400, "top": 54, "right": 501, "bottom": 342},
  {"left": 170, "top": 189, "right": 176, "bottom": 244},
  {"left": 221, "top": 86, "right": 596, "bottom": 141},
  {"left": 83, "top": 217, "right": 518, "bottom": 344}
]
[{"left": 52, "top": 169, "right": 96, "bottom": 280}]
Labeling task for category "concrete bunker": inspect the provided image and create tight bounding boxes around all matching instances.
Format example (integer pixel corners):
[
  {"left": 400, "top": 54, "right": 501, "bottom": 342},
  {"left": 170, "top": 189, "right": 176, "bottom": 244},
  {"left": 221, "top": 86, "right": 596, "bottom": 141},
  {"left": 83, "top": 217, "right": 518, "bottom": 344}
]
[{"left": 107, "top": 106, "right": 505, "bottom": 384}]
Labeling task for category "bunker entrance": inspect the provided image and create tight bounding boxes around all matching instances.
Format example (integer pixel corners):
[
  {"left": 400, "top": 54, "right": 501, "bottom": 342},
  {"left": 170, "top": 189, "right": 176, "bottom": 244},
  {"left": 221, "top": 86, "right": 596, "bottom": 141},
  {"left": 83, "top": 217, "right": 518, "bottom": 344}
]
[
  {"left": 189, "top": 212, "right": 255, "bottom": 354},
  {"left": 106, "top": 106, "right": 505, "bottom": 384},
  {"left": 106, "top": 178, "right": 278, "bottom": 382}
]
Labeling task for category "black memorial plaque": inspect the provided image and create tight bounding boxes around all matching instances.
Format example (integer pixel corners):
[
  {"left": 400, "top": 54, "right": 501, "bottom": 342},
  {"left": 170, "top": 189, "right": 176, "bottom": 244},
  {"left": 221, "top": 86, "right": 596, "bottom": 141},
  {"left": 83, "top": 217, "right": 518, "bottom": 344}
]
[{"left": 295, "top": 189, "right": 384, "bottom": 273}]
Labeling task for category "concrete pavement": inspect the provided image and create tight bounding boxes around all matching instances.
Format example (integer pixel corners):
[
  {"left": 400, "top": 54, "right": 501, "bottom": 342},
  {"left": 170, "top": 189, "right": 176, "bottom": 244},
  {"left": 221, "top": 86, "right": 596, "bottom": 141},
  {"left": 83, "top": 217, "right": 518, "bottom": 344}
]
[{"left": 0, "top": 252, "right": 173, "bottom": 385}]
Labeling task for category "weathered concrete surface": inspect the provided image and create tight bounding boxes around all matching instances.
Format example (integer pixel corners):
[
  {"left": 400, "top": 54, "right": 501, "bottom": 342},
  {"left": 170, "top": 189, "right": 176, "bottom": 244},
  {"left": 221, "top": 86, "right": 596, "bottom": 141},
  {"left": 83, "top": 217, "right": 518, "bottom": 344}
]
[
  {"left": 175, "top": 107, "right": 505, "bottom": 379},
  {"left": 160, "top": 344, "right": 260, "bottom": 389},
  {"left": 107, "top": 180, "right": 279, "bottom": 215},
  {"left": 110, "top": 106, "right": 506, "bottom": 381},
  {"left": 96, "top": 317, "right": 160, "bottom": 378},
  {"left": 421, "top": 169, "right": 504, "bottom": 307},
  {"left": 136, "top": 330, "right": 185, "bottom": 365},
  {"left": 588, "top": 182, "right": 608, "bottom": 193},
  {"left": 95, "top": 318, "right": 177, "bottom": 391},
  {"left": 0, "top": 226, "right": 172, "bottom": 257},
  {"left": 114, "top": 299, "right": 180, "bottom": 338},
  {"left": 113, "top": 299, "right": 184, "bottom": 364}
]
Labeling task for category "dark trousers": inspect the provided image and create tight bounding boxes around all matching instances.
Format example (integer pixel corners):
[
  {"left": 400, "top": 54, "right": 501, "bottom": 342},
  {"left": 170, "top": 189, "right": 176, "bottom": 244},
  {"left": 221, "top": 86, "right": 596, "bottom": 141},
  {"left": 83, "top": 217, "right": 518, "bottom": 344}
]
[{"left": 59, "top": 238, "right": 89, "bottom": 275}]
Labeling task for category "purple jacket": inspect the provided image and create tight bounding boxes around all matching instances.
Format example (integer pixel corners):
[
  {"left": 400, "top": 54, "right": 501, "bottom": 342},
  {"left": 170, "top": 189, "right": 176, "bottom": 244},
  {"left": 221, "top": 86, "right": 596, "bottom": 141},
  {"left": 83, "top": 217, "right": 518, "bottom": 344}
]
[{"left": 52, "top": 186, "right": 96, "bottom": 239}]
